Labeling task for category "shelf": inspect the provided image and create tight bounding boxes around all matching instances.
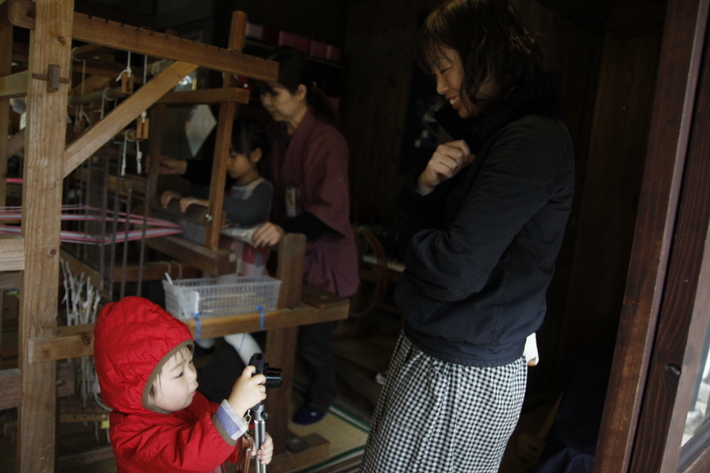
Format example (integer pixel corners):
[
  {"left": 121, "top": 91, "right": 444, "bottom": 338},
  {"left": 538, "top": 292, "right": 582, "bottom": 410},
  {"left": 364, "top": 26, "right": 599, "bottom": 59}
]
[{"left": 244, "top": 39, "right": 344, "bottom": 70}]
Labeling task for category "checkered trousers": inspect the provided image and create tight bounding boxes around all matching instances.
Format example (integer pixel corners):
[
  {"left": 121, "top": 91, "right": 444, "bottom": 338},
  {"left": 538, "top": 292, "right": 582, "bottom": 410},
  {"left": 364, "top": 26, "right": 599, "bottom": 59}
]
[{"left": 361, "top": 333, "right": 527, "bottom": 473}]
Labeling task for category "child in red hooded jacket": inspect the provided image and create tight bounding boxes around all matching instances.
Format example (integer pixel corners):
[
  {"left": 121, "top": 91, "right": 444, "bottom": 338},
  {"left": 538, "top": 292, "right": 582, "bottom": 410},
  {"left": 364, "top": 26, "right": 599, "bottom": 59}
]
[{"left": 93, "top": 296, "right": 273, "bottom": 473}]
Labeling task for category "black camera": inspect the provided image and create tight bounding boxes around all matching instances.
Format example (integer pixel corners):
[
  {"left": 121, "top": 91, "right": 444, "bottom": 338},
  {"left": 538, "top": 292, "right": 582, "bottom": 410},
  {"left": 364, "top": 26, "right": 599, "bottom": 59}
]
[{"left": 249, "top": 353, "right": 282, "bottom": 389}]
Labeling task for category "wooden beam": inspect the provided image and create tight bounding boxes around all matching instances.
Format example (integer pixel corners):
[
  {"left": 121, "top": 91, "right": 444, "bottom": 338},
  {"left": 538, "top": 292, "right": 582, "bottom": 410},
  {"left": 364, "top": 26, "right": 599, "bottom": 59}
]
[
  {"left": 203, "top": 11, "right": 249, "bottom": 250},
  {"left": 7, "top": 129, "right": 24, "bottom": 157},
  {"left": 186, "top": 292, "right": 348, "bottom": 339},
  {"left": 228, "top": 10, "right": 248, "bottom": 52},
  {"left": 63, "top": 60, "right": 199, "bottom": 177},
  {"left": 68, "top": 74, "right": 112, "bottom": 98},
  {"left": 19, "top": 0, "right": 74, "bottom": 469},
  {"left": 154, "top": 194, "right": 212, "bottom": 224},
  {"left": 75, "top": 168, "right": 148, "bottom": 197},
  {"left": 0, "top": 70, "right": 27, "bottom": 99},
  {"left": 113, "top": 261, "right": 201, "bottom": 282},
  {"left": 205, "top": 100, "right": 234, "bottom": 250},
  {"left": 29, "top": 324, "right": 95, "bottom": 363},
  {"left": 71, "top": 43, "right": 115, "bottom": 61},
  {"left": 144, "top": 234, "right": 238, "bottom": 276},
  {"left": 0, "top": 235, "right": 24, "bottom": 271},
  {"left": 276, "top": 233, "right": 306, "bottom": 309},
  {"left": 28, "top": 295, "right": 349, "bottom": 362},
  {"left": 0, "top": 364, "right": 75, "bottom": 410},
  {"left": 8, "top": 0, "right": 279, "bottom": 81},
  {"left": 157, "top": 87, "right": 250, "bottom": 105},
  {"left": 61, "top": 247, "right": 200, "bottom": 284},
  {"left": 76, "top": 62, "right": 145, "bottom": 83},
  {"left": 67, "top": 85, "right": 125, "bottom": 107}
]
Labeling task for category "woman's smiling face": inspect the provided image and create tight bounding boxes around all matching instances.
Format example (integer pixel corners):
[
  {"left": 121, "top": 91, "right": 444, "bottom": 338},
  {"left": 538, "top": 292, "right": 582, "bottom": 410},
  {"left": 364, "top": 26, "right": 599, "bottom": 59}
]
[{"left": 430, "top": 45, "right": 499, "bottom": 119}]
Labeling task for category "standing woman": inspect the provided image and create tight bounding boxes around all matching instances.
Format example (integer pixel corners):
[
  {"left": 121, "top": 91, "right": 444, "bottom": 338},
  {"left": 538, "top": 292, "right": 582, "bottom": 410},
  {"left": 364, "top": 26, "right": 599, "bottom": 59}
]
[
  {"left": 252, "top": 47, "right": 359, "bottom": 425},
  {"left": 361, "top": 1, "right": 574, "bottom": 472}
]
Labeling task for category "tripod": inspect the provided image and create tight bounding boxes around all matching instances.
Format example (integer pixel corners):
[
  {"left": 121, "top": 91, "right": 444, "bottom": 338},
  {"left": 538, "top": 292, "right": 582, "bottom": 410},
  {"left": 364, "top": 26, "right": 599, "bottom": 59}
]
[{"left": 250, "top": 402, "right": 268, "bottom": 473}]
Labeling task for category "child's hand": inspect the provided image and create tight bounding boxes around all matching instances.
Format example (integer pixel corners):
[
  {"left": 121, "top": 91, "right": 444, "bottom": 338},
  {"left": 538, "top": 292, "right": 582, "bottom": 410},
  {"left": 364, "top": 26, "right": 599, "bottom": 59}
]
[
  {"left": 252, "top": 222, "right": 284, "bottom": 248},
  {"left": 252, "top": 433, "right": 274, "bottom": 465},
  {"left": 161, "top": 191, "right": 181, "bottom": 208},
  {"left": 178, "top": 197, "right": 208, "bottom": 213},
  {"left": 228, "top": 366, "right": 267, "bottom": 417}
]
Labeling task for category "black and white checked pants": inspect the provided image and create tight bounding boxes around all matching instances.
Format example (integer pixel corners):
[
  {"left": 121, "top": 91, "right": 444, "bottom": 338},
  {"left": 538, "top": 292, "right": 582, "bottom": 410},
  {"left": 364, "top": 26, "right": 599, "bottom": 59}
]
[{"left": 361, "top": 333, "right": 527, "bottom": 473}]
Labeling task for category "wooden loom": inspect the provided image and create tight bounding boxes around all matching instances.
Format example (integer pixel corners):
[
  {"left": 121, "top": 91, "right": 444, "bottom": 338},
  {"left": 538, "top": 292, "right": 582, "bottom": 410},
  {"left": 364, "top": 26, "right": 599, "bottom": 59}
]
[{"left": 0, "top": 1, "right": 350, "bottom": 471}]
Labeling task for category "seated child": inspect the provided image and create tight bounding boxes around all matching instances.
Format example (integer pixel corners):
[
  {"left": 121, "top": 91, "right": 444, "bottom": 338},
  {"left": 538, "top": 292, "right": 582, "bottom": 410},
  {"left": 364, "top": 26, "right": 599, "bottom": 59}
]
[
  {"left": 93, "top": 296, "right": 273, "bottom": 472},
  {"left": 160, "top": 118, "right": 272, "bottom": 364},
  {"left": 161, "top": 117, "right": 273, "bottom": 277}
]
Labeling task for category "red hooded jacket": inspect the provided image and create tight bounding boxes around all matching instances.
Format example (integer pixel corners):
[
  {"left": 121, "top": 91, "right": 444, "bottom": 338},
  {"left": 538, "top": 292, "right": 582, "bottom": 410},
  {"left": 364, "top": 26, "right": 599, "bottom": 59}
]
[{"left": 94, "top": 297, "right": 244, "bottom": 472}]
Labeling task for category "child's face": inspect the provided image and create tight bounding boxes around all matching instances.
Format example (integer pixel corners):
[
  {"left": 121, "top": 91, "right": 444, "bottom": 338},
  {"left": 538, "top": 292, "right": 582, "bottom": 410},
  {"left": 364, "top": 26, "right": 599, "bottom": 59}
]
[
  {"left": 227, "top": 149, "right": 261, "bottom": 183},
  {"left": 150, "top": 347, "right": 198, "bottom": 412}
]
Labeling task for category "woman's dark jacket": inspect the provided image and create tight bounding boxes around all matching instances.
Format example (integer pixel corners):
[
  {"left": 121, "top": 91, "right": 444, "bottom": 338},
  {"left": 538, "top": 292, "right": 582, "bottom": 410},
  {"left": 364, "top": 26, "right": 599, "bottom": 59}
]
[{"left": 395, "top": 74, "right": 575, "bottom": 367}]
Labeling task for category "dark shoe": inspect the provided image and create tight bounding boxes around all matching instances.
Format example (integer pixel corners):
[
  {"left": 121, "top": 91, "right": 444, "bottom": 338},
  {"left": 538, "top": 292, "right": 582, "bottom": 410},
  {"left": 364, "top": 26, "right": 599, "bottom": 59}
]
[{"left": 293, "top": 406, "right": 327, "bottom": 425}]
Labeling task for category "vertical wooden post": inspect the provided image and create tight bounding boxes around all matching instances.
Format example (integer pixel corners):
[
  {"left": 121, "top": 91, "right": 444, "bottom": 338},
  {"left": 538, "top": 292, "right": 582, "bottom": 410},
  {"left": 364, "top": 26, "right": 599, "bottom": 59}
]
[
  {"left": 18, "top": 0, "right": 74, "bottom": 471},
  {"left": 0, "top": 0, "right": 14, "bottom": 367},
  {"left": 204, "top": 101, "right": 234, "bottom": 251},
  {"left": 204, "top": 11, "right": 248, "bottom": 251},
  {"left": 148, "top": 103, "right": 166, "bottom": 216},
  {"left": 265, "top": 233, "right": 306, "bottom": 454}
]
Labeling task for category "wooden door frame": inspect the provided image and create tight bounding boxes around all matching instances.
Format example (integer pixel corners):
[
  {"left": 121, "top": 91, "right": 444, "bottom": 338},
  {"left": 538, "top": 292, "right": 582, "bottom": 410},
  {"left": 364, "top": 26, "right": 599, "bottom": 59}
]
[
  {"left": 630, "top": 10, "right": 710, "bottom": 471},
  {"left": 593, "top": 0, "right": 710, "bottom": 472}
]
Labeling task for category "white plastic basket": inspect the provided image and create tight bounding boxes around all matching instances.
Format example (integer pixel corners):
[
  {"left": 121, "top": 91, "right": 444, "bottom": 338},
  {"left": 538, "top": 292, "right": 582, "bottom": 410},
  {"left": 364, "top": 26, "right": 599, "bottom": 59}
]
[{"left": 162, "top": 274, "right": 282, "bottom": 320}]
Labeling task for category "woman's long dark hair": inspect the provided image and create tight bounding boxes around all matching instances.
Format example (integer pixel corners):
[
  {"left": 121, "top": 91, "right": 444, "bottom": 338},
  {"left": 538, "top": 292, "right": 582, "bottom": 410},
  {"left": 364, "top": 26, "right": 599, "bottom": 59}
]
[
  {"left": 257, "top": 46, "right": 339, "bottom": 126},
  {"left": 416, "top": 0, "right": 543, "bottom": 107}
]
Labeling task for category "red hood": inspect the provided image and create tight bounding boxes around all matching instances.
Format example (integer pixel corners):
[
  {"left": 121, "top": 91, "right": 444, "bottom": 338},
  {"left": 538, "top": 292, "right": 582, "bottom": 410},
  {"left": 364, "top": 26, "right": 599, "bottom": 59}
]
[{"left": 93, "top": 296, "right": 193, "bottom": 415}]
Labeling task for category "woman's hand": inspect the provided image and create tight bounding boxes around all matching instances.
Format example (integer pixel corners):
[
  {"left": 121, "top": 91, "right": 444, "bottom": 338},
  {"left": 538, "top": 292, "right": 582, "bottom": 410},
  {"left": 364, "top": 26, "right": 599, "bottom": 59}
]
[
  {"left": 160, "top": 191, "right": 181, "bottom": 208},
  {"left": 417, "top": 140, "right": 475, "bottom": 196},
  {"left": 228, "top": 366, "right": 267, "bottom": 417},
  {"left": 252, "top": 222, "right": 284, "bottom": 248},
  {"left": 253, "top": 433, "right": 274, "bottom": 465}
]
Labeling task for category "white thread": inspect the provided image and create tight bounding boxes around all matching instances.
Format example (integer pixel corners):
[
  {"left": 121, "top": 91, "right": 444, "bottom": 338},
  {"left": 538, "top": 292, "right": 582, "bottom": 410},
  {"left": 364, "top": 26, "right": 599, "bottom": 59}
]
[
  {"left": 136, "top": 140, "right": 142, "bottom": 175},
  {"left": 121, "top": 132, "right": 128, "bottom": 177},
  {"left": 116, "top": 51, "right": 133, "bottom": 82},
  {"left": 60, "top": 258, "right": 101, "bottom": 409}
]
